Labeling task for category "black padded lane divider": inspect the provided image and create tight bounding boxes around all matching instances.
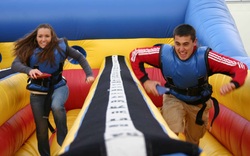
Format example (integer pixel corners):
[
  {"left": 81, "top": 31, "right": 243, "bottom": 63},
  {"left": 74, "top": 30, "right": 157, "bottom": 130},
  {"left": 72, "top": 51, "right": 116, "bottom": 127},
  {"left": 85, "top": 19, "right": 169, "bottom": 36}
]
[{"left": 61, "top": 55, "right": 201, "bottom": 156}]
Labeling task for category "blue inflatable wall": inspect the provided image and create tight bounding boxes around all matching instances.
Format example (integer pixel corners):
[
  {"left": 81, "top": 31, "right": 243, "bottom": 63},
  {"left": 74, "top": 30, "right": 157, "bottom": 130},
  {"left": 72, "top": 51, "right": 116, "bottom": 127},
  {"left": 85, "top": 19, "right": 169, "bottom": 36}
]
[{"left": 0, "top": 0, "right": 249, "bottom": 67}]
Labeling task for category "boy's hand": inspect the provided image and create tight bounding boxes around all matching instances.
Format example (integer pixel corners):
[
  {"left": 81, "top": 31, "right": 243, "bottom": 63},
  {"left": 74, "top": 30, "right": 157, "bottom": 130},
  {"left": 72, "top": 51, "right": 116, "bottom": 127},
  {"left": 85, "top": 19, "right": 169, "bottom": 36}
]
[{"left": 220, "top": 82, "right": 236, "bottom": 95}]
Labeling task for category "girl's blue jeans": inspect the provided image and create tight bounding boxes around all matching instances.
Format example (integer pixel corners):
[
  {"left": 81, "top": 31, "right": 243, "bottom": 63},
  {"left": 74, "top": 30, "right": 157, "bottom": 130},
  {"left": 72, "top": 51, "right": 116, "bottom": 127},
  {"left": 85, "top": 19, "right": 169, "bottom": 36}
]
[{"left": 30, "top": 85, "right": 69, "bottom": 156}]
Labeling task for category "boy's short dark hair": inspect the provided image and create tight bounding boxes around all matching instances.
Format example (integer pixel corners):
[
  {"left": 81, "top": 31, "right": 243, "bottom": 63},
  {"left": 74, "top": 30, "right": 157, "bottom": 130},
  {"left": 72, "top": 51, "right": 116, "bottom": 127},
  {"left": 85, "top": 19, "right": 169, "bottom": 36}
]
[{"left": 173, "top": 24, "right": 196, "bottom": 41}]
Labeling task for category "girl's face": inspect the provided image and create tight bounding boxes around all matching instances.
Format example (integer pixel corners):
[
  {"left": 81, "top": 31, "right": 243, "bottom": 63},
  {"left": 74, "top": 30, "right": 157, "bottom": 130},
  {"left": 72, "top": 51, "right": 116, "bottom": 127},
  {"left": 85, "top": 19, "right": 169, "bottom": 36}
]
[{"left": 36, "top": 28, "right": 52, "bottom": 48}]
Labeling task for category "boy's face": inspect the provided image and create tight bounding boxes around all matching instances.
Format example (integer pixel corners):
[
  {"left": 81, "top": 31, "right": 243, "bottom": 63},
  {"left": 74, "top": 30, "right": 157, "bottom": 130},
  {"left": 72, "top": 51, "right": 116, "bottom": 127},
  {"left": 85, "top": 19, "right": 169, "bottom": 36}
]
[{"left": 174, "top": 35, "right": 197, "bottom": 60}]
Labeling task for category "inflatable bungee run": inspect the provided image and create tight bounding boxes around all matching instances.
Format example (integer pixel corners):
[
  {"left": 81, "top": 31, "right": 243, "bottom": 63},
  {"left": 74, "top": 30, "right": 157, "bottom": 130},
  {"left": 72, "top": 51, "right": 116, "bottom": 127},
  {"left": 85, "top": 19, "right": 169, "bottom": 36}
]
[{"left": 1, "top": 0, "right": 250, "bottom": 155}]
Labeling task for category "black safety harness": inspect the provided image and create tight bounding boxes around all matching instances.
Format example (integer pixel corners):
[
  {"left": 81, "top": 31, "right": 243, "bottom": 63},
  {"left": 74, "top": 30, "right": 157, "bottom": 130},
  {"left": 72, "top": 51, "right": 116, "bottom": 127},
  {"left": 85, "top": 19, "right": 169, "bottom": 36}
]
[{"left": 166, "top": 76, "right": 219, "bottom": 128}]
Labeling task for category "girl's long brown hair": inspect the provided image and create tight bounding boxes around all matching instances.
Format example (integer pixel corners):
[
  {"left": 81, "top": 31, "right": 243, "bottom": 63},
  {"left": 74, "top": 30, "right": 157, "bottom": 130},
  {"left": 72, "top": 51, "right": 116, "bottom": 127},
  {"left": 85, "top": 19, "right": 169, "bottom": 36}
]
[{"left": 13, "top": 23, "right": 63, "bottom": 66}]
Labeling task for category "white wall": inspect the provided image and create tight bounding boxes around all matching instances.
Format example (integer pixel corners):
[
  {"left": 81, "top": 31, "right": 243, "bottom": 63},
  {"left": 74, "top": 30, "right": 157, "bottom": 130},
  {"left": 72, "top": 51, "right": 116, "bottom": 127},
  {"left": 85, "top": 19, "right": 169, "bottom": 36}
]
[{"left": 226, "top": 2, "right": 250, "bottom": 56}]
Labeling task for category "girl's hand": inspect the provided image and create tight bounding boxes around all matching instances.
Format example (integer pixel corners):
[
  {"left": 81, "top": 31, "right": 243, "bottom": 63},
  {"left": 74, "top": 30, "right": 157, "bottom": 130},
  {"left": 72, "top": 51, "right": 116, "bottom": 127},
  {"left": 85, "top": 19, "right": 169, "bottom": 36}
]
[
  {"left": 86, "top": 76, "right": 95, "bottom": 84},
  {"left": 29, "top": 69, "right": 43, "bottom": 79}
]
